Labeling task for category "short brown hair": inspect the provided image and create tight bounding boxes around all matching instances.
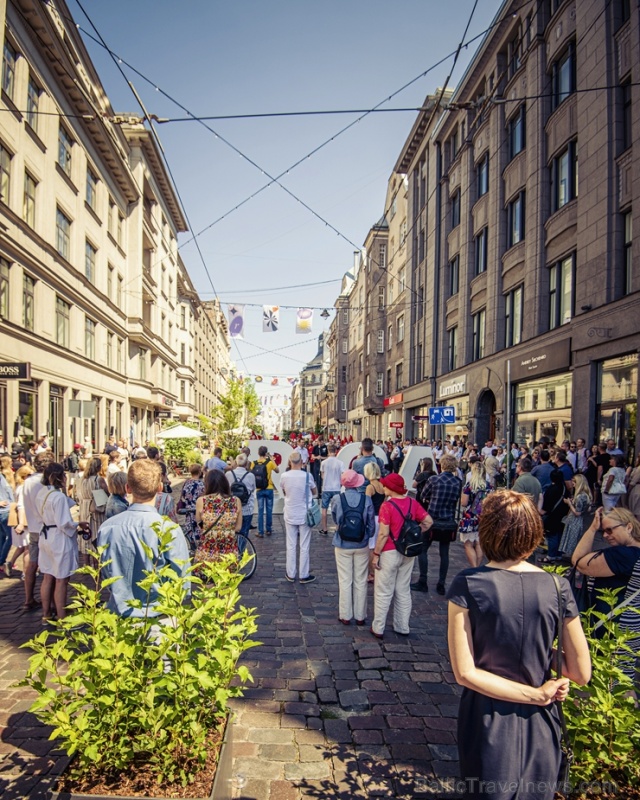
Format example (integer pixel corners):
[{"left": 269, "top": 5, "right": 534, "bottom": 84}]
[
  {"left": 479, "top": 490, "right": 543, "bottom": 562},
  {"left": 440, "top": 454, "right": 458, "bottom": 473},
  {"left": 126, "top": 459, "right": 162, "bottom": 501},
  {"left": 107, "top": 470, "right": 128, "bottom": 496}
]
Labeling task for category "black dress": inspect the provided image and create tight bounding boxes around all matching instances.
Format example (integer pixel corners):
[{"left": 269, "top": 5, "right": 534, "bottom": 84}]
[{"left": 447, "top": 566, "right": 579, "bottom": 800}]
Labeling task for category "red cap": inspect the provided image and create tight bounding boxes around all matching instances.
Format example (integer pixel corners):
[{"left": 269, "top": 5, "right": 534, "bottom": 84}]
[{"left": 379, "top": 473, "right": 406, "bottom": 495}]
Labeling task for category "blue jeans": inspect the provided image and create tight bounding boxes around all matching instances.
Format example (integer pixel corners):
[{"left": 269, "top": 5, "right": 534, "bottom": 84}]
[
  {"left": 0, "top": 512, "right": 11, "bottom": 566},
  {"left": 240, "top": 514, "right": 252, "bottom": 537},
  {"left": 546, "top": 531, "right": 560, "bottom": 559},
  {"left": 256, "top": 489, "right": 273, "bottom": 535}
]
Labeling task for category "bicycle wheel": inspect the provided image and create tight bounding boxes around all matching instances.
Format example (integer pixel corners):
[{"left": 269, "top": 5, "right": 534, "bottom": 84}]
[{"left": 235, "top": 534, "right": 257, "bottom": 580}]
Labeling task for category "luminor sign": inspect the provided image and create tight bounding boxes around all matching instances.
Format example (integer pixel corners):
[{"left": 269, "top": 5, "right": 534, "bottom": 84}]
[{"left": 439, "top": 375, "right": 466, "bottom": 399}]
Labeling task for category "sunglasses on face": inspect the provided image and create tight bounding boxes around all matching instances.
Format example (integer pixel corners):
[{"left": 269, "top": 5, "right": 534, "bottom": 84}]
[{"left": 602, "top": 523, "right": 624, "bottom": 535}]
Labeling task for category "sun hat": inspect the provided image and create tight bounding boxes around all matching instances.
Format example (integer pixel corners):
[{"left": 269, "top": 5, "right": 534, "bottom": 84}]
[
  {"left": 341, "top": 469, "right": 365, "bottom": 489},
  {"left": 380, "top": 473, "right": 407, "bottom": 495}
]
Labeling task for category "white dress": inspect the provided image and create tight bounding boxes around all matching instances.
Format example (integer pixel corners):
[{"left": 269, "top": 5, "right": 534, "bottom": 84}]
[
  {"left": 37, "top": 486, "right": 79, "bottom": 579},
  {"left": 11, "top": 484, "right": 28, "bottom": 548}
]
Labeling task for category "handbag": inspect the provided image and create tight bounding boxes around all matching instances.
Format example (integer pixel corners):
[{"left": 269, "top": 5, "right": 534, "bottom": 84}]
[
  {"left": 7, "top": 501, "right": 18, "bottom": 528},
  {"left": 563, "top": 564, "right": 591, "bottom": 613},
  {"left": 552, "top": 574, "right": 574, "bottom": 798},
  {"left": 429, "top": 516, "right": 459, "bottom": 542},
  {"left": 91, "top": 477, "right": 108, "bottom": 514},
  {"left": 305, "top": 471, "right": 321, "bottom": 528}
]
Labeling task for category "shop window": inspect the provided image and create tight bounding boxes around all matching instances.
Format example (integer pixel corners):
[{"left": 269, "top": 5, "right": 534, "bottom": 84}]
[
  {"left": 551, "top": 141, "right": 578, "bottom": 212},
  {"left": 508, "top": 106, "right": 526, "bottom": 161},
  {"left": 551, "top": 41, "right": 575, "bottom": 110},
  {"left": 507, "top": 192, "right": 525, "bottom": 247},
  {"left": 549, "top": 254, "right": 574, "bottom": 329}
]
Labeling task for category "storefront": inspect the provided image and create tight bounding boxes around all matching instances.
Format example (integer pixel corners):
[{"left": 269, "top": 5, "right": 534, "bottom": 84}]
[
  {"left": 48, "top": 385, "right": 64, "bottom": 460},
  {"left": 510, "top": 339, "right": 572, "bottom": 446},
  {"left": 18, "top": 380, "right": 39, "bottom": 445},
  {"left": 436, "top": 375, "right": 469, "bottom": 442},
  {"left": 597, "top": 353, "right": 637, "bottom": 462},
  {"left": 383, "top": 393, "right": 403, "bottom": 440}
]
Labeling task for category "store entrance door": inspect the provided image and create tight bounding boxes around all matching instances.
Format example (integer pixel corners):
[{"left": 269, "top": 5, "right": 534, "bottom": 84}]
[
  {"left": 475, "top": 389, "right": 496, "bottom": 445},
  {"left": 597, "top": 402, "right": 636, "bottom": 463}
]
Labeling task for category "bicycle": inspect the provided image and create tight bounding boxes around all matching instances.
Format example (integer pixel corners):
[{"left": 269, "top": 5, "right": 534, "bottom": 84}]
[{"left": 234, "top": 533, "right": 257, "bottom": 580}]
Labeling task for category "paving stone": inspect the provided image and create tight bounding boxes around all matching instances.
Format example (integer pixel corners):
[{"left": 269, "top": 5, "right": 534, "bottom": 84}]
[
  {"left": 284, "top": 761, "right": 331, "bottom": 781},
  {"left": 317, "top": 688, "right": 338, "bottom": 704},
  {"left": 428, "top": 744, "right": 458, "bottom": 761},
  {"left": 306, "top": 717, "right": 323, "bottom": 731},
  {"left": 322, "top": 719, "right": 351, "bottom": 743},
  {"left": 288, "top": 679, "right": 316, "bottom": 691},
  {"left": 249, "top": 729, "right": 295, "bottom": 744},
  {"left": 360, "top": 679, "right": 386, "bottom": 691},
  {"left": 233, "top": 758, "right": 285, "bottom": 780},
  {"left": 389, "top": 743, "right": 431, "bottom": 761},
  {"left": 259, "top": 744, "right": 298, "bottom": 761},
  {"left": 357, "top": 669, "right": 382, "bottom": 680},
  {"left": 367, "top": 691, "right": 397, "bottom": 704},
  {"left": 385, "top": 716, "right": 424, "bottom": 729},
  {"left": 283, "top": 702, "right": 319, "bottom": 717},
  {"left": 273, "top": 690, "right": 299, "bottom": 701},
  {"left": 280, "top": 715, "right": 306, "bottom": 728},
  {"left": 352, "top": 729, "right": 383, "bottom": 745},
  {"left": 383, "top": 728, "right": 426, "bottom": 745},
  {"left": 348, "top": 715, "right": 387, "bottom": 730},
  {"left": 359, "top": 657, "right": 390, "bottom": 669},
  {"left": 298, "top": 744, "right": 326, "bottom": 762},
  {"left": 338, "top": 689, "right": 369, "bottom": 710},
  {"left": 295, "top": 729, "right": 326, "bottom": 745},
  {"left": 238, "top": 778, "right": 270, "bottom": 800},
  {"left": 270, "top": 779, "right": 300, "bottom": 800},
  {"left": 334, "top": 679, "right": 359, "bottom": 690},
  {"left": 424, "top": 729, "right": 456, "bottom": 744}
]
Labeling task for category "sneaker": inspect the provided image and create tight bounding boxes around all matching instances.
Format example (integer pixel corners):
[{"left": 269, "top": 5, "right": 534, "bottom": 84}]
[
  {"left": 4, "top": 562, "right": 11, "bottom": 578},
  {"left": 285, "top": 574, "right": 295, "bottom": 582},
  {"left": 299, "top": 574, "right": 316, "bottom": 584},
  {"left": 410, "top": 581, "right": 429, "bottom": 593},
  {"left": 266, "top": 530, "right": 272, "bottom": 536}
]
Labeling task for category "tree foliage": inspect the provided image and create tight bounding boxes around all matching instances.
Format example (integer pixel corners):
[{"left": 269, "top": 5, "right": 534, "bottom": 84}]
[{"left": 210, "top": 378, "right": 262, "bottom": 455}]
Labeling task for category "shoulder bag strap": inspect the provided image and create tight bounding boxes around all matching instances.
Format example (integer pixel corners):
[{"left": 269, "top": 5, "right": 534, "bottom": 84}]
[
  {"left": 305, "top": 469, "right": 310, "bottom": 507},
  {"left": 552, "top": 574, "right": 574, "bottom": 770}
]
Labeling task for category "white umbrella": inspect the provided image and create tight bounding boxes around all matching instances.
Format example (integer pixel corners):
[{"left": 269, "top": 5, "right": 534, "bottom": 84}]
[{"left": 156, "top": 424, "right": 201, "bottom": 440}]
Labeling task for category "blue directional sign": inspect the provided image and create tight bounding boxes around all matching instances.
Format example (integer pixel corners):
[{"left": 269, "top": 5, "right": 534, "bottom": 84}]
[{"left": 428, "top": 406, "right": 456, "bottom": 425}]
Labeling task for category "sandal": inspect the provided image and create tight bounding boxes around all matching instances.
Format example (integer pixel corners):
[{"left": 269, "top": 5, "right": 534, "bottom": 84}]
[
  {"left": 318, "top": 530, "right": 328, "bottom": 535},
  {"left": 22, "top": 600, "right": 42, "bottom": 610}
]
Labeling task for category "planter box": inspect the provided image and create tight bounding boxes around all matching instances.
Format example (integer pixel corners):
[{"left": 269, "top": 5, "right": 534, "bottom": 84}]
[{"left": 51, "top": 719, "right": 233, "bottom": 800}]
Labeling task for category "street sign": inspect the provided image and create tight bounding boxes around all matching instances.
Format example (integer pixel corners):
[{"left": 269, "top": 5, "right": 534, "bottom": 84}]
[
  {"left": 0, "top": 362, "right": 30, "bottom": 379},
  {"left": 428, "top": 406, "right": 456, "bottom": 425},
  {"left": 411, "top": 415, "right": 429, "bottom": 421},
  {"left": 390, "top": 422, "right": 404, "bottom": 428}
]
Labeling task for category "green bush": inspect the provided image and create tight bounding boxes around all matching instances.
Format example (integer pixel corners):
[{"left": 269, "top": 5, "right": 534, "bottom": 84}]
[
  {"left": 184, "top": 448, "right": 203, "bottom": 466},
  {"left": 21, "top": 522, "right": 259, "bottom": 788},
  {"left": 163, "top": 437, "right": 200, "bottom": 463}
]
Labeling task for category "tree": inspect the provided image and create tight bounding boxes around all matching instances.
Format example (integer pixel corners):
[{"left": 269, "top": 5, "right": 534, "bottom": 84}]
[{"left": 211, "top": 378, "right": 262, "bottom": 457}]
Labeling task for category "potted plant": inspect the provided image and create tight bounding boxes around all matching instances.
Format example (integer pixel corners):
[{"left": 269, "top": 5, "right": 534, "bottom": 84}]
[{"left": 21, "top": 522, "right": 259, "bottom": 799}]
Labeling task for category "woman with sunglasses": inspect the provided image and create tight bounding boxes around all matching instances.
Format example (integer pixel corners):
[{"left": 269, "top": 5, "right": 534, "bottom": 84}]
[{"left": 571, "top": 507, "right": 640, "bottom": 616}]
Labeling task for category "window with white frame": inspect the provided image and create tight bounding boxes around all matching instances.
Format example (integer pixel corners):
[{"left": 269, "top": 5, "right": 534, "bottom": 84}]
[
  {"left": 376, "top": 372, "right": 383, "bottom": 396},
  {"left": 58, "top": 125, "right": 73, "bottom": 177},
  {"left": 397, "top": 314, "right": 405, "bottom": 343},
  {"left": 549, "top": 254, "right": 574, "bottom": 329},
  {"left": 377, "top": 329, "right": 384, "bottom": 353},
  {"left": 23, "top": 172, "right": 36, "bottom": 227},
  {"left": 505, "top": 285, "right": 524, "bottom": 347},
  {"left": 379, "top": 242, "right": 387, "bottom": 269}
]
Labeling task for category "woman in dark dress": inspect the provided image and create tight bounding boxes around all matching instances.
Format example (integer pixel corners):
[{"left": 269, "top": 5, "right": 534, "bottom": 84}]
[
  {"left": 539, "top": 468, "right": 567, "bottom": 563},
  {"left": 447, "top": 490, "right": 591, "bottom": 800}
]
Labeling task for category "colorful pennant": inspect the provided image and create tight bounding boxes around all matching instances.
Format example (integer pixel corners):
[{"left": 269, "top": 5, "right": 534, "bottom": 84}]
[
  {"left": 227, "top": 304, "right": 245, "bottom": 339},
  {"left": 263, "top": 305, "right": 279, "bottom": 333},
  {"left": 296, "top": 308, "right": 313, "bottom": 335}
]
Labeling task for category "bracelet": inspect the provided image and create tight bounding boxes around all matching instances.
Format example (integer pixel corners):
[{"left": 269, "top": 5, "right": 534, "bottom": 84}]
[{"left": 373, "top": 552, "right": 381, "bottom": 557}]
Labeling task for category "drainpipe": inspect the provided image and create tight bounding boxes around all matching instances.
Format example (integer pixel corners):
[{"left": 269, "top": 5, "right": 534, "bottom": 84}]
[{"left": 429, "top": 141, "right": 443, "bottom": 440}]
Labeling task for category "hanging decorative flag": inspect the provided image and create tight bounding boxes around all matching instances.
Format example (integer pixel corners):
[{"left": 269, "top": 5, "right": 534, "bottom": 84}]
[
  {"left": 262, "top": 305, "right": 279, "bottom": 333},
  {"left": 227, "top": 304, "right": 245, "bottom": 338},
  {"left": 296, "top": 308, "right": 313, "bottom": 334},
  {"left": 270, "top": 396, "right": 274, "bottom": 405},
  {"left": 254, "top": 376, "right": 263, "bottom": 383},
  {"left": 287, "top": 377, "right": 298, "bottom": 386},
  {"left": 271, "top": 377, "right": 279, "bottom": 386}
]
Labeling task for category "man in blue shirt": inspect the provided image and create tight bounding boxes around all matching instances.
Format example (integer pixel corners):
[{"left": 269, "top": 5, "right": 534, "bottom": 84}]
[
  {"left": 97, "top": 460, "right": 190, "bottom": 618},
  {"left": 205, "top": 447, "right": 228, "bottom": 473},
  {"left": 553, "top": 449, "right": 575, "bottom": 493},
  {"left": 352, "top": 438, "right": 386, "bottom": 492},
  {"left": 531, "top": 449, "right": 555, "bottom": 492}
]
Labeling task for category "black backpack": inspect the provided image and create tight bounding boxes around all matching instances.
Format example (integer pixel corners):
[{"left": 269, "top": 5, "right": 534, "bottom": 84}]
[
  {"left": 338, "top": 494, "right": 367, "bottom": 543},
  {"left": 252, "top": 459, "right": 269, "bottom": 490},
  {"left": 387, "top": 499, "right": 424, "bottom": 557},
  {"left": 229, "top": 470, "right": 251, "bottom": 506},
  {"left": 63, "top": 453, "right": 78, "bottom": 472}
]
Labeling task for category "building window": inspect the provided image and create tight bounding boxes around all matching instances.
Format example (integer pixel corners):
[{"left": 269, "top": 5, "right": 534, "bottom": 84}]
[
  {"left": 379, "top": 242, "right": 387, "bottom": 269},
  {"left": 117, "top": 275, "right": 123, "bottom": 307},
  {"left": 139, "top": 347, "right": 147, "bottom": 381},
  {"left": 117, "top": 214, "right": 124, "bottom": 248},
  {"left": 106, "top": 332, "right": 113, "bottom": 368},
  {"left": 508, "top": 30, "right": 523, "bottom": 77},
  {"left": 0, "top": 141, "right": 12, "bottom": 204},
  {"left": 477, "top": 154, "right": 489, "bottom": 198},
  {"left": 55, "top": 297, "right": 70, "bottom": 348},
  {"left": 341, "top": 308, "right": 348, "bottom": 325},
  {"left": 417, "top": 285, "right": 424, "bottom": 320},
  {"left": 474, "top": 228, "right": 488, "bottom": 276},
  {"left": 448, "top": 327, "right": 458, "bottom": 371},
  {"left": 341, "top": 394, "right": 347, "bottom": 411},
  {"left": 107, "top": 265, "right": 114, "bottom": 299},
  {"left": 366, "top": 333, "right": 371, "bottom": 356},
  {"left": 85, "top": 241, "right": 97, "bottom": 283},
  {"left": 180, "top": 305, "right": 186, "bottom": 329},
  {"left": 449, "top": 255, "right": 460, "bottom": 296},
  {"left": 551, "top": 42, "right": 575, "bottom": 110},
  {"left": 2, "top": 41, "right": 17, "bottom": 101},
  {"left": 23, "top": 172, "right": 36, "bottom": 227},
  {"left": 395, "top": 363, "right": 403, "bottom": 392},
  {"left": 0, "top": 258, "right": 9, "bottom": 319},
  {"left": 108, "top": 199, "right": 116, "bottom": 237},
  {"left": 387, "top": 324, "right": 393, "bottom": 351},
  {"left": 85, "top": 317, "right": 95, "bottom": 360},
  {"left": 342, "top": 339, "right": 348, "bottom": 354},
  {"left": 376, "top": 329, "right": 384, "bottom": 353},
  {"left": 377, "top": 286, "right": 385, "bottom": 309},
  {"left": 117, "top": 338, "right": 123, "bottom": 373},
  {"left": 376, "top": 372, "right": 383, "bottom": 396},
  {"left": 86, "top": 168, "right": 98, "bottom": 210},
  {"left": 400, "top": 219, "right": 407, "bottom": 248},
  {"left": 507, "top": 191, "right": 526, "bottom": 247},
  {"left": 397, "top": 314, "right": 405, "bottom": 343},
  {"left": 622, "top": 80, "right": 632, "bottom": 153},
  {"left": 340, "top": 365, "right": 347, "bottom": 383},
  {"left": 623, "top": 212, "right": 632, "bottom": 295},
  {"left": 180, "top": 381, "right": 186, "bottom": 403},
  {"left": 26, "top": 76, "right": 40, "bottom": 131},
  {"left": 451, "top": 191, "right": 460, "bottom": 228},
  {"left": 58, "top": 125, "right": 73, "bottom": 177},
  {"left": 23, "top": 274, "right": 34, "bottom": 331},
  {"left": 365, "top": 374, "right": 370, "bottom": 397},
  {"left": 450, "top": 126, "right": 460, "bottom": 160},
  {"left": 505, "top": 285, "right": 524, "bottom": 347},
  {"left": 56, "top": 208, "right": 71, "bottom": 259},
  {"left": 549, "top": 254, "right": 574, "bottom": 329},
  {"left": 551, "top": 141, "right": 578, "bottom": 212},
  {"left": 508, "top": 106, "right": 526, "bottom": 160},
  {"left": 472, "top": 309, "right": 486, "bottom": 361}
]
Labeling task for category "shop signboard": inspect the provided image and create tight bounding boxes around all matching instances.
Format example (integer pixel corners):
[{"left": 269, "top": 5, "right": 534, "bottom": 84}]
[
  {"left": 438, "top": 375, "right": 466, "bottom": 399},
  {"left": 390, "top": 422, "right": 404, "bottom": 428},
  {"left": 0, "top": 362, "right": 30, "bottom": 379},
  {"left": 384, "top": 393, "right": 403, "bottom": 407},
  {"left": 509, "top": 339, "right": 571, "bottom": 382}
]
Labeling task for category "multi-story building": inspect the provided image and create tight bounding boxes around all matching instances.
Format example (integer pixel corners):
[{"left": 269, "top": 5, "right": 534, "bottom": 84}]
[
  {"left": 0, "top": 0, "right": 232, "bottom": 456},
  {"left": 194, "top": 299, "right": 231, "bottom": 418},
  {"left": 299, "top": 334, "right": 326, "bottom": 433},
  {"left": 320, "top": 0, "right": 639, "bottom": 458}
]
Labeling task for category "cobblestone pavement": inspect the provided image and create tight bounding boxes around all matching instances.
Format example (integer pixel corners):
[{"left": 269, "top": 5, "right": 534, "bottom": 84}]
[{"left": 0, "top": 504, "right": 467, "bottom": 799}]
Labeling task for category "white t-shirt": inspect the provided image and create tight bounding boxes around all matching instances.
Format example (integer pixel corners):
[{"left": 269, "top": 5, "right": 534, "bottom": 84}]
[
  {"left": 295, "top": 446, "right": 309, "bottom": 465},
  {"left": 279, "top": 469, "right": 316, "bottom": 525},
  {"left": 23, "top": 472, "right": 45, "bottom": 533},
  {"left": 321, "top": 457, "right": 345, "bottom": 492}
]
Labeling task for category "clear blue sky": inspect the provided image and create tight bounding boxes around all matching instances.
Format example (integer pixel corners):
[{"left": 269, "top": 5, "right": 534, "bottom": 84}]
[{"left": 71, "top": 0, "right": 503, "bottom": 407}]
